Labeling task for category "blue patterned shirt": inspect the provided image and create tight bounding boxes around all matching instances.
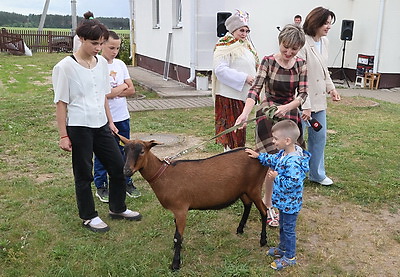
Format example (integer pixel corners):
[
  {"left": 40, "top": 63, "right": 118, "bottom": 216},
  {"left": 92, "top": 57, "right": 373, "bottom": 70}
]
[{"left": 257, "top": 146, "right": 311, "bottom": 214}]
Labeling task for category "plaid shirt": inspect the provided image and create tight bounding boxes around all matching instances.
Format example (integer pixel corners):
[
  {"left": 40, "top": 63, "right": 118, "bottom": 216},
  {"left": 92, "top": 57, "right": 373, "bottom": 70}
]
[{"left": 248, "top": 55, "right": 307, "bottom": 105}]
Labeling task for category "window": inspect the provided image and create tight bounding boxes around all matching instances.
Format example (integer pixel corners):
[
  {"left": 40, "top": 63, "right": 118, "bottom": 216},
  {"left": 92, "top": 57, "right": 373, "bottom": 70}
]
[
  {"left": 152, "top": 0, "right": 160, "bottom": 29},
  {"left": 172, "top": 0, "right": 182, "bottom": 28}
]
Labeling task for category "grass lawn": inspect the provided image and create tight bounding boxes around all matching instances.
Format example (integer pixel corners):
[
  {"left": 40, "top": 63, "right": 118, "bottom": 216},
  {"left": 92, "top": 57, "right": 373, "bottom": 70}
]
[{"left": 0, "top": 52, "right": 399, "bottom": 276}]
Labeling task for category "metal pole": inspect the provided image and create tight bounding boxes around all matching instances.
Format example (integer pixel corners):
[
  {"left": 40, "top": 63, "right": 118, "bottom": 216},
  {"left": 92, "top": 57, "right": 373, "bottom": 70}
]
[
  {"left": 71, "top": 0, "right": 77, "bottom": 36},
  {"left": 373, "top": 0, "right": 385, "bottom": 73},
  {"left": 38, "top": 0, "right": 50, "bottom": 31}
]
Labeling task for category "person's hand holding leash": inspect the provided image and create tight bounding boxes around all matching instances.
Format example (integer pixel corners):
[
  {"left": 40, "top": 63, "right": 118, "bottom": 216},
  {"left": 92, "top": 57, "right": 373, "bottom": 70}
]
[{"left": 235, "top": 113, "right": 249, "bottom": 130}]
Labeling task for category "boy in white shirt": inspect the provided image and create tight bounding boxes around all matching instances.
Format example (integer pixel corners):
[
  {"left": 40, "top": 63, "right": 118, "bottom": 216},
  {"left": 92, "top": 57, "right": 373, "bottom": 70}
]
[{"left": 94, "top": 31, "right": 141, "bottom": 202}]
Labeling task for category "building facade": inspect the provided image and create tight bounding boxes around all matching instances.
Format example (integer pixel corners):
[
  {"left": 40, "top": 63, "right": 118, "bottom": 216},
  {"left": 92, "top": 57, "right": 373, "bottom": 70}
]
[{"left": 130, "top": 0, "right": 399, "bottom": 88}]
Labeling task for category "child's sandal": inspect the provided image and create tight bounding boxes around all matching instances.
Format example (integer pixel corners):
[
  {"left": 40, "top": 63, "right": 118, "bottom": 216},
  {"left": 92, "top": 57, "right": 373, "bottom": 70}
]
[
  {"left": 266, "top": 207, "right": 279, "bottom": 227},
  {"left": 270, "top": 256, "right": 297, "bottom": 270}
]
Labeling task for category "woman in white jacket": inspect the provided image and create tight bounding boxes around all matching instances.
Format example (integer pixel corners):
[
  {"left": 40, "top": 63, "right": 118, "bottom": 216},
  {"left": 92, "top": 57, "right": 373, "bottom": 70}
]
[{"left": 298, "top": 7, "right": 341, "bottom": 186}]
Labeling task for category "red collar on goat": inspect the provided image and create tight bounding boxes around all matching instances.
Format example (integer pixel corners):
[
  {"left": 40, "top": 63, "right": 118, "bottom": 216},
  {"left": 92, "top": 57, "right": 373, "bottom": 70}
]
[{"left": 147, "top": 160, "right": 169, "bottom": 182}]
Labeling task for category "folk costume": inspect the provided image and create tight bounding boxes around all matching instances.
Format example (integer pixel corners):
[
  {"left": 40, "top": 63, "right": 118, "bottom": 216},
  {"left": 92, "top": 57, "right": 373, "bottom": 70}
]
[{"left": 212, "top": 10, "right": 259, "bottom": 150}]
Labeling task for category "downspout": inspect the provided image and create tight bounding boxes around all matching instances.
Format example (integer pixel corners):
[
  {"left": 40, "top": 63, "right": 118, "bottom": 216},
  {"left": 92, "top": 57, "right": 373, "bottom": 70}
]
[
  {"left": 187, "top": 0, "right": 197, "bottom": 83},
  {"left": 71, "top": 0, "right": 77, "bottom": 36},
  {"left": 129, "top": 0, "right": 136, "bottom": 66},
  {"left": 373, "top": 0, "right": 385, "bottom": 73}
]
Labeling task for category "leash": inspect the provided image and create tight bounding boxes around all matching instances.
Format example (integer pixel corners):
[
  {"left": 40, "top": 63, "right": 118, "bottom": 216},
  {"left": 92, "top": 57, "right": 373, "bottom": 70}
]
[{"left": 165, "top": 105, "right": 278, "bottom": 162}]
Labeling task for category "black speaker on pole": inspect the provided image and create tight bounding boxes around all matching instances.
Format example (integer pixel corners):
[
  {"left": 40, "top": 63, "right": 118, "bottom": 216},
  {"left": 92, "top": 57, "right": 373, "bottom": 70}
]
[
  {"left": 334, "top": 19, "right": 354, "bottom": 87},
  {"left": 340, "top": 20, "right": 354, "bottom": 41},
  {"left": 216, "top": 12, "right": 232, "bottom": 37}
]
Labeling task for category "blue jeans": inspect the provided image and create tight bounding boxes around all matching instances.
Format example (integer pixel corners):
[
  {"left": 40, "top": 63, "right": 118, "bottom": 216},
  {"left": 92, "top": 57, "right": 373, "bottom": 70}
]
[
  {"left": 303, "top": 110, "right": 327, "bottom": 182},
  {"left": 94, "top": 119, "right": 132, "bottom": 188},
  {"left": 67, "top": 124, "right": 127, "bottom": 220},
  {"left": 278, "top": 211, "right": 298, "bottom": 259}
]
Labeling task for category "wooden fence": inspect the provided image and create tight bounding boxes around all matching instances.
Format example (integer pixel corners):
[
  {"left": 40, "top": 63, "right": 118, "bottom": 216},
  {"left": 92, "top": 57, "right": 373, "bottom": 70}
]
[{"left": 0, "top": 28, "right": 129, "bottom": 54}]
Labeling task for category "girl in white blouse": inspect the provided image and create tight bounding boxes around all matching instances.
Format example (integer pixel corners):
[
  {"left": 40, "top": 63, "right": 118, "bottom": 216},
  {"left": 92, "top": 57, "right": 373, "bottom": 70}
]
[{"left": 53, "top": 16, "right": 141, "bottom": 233}]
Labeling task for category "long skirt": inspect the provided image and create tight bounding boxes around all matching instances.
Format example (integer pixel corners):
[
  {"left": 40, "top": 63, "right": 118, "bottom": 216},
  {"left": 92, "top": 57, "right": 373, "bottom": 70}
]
[{"left": 215, "top": 95, "right": 246, "bottom": 149}]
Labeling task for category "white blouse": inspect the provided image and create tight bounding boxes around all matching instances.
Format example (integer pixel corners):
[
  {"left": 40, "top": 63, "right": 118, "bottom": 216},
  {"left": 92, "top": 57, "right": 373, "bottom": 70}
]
[
  {"left": 214, "top": 48, "right": 256, "bottom": 102},
  {"left": 52, "top": 55, "right": 111, "bottom": 128}
]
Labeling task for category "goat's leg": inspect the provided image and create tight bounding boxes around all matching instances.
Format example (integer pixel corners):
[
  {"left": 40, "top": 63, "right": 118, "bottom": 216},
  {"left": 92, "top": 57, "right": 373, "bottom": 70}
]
[
  {"left": 237, "top": 196, "right": 252, "bottom": 234},
  {"left": 253, "top": 199, "right": 268, "bottom": 246},
  {"left": 171, "top": 211, "right": 187, "bottom": 271}
]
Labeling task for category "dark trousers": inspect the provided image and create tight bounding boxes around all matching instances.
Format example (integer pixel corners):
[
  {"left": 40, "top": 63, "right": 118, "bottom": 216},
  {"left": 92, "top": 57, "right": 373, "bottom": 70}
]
[
  {"left": 67, "top": 124, "right": 126, "bottom": 220},
  {"left": 93, "top": 119, "right": 132, "bottom": 188}
]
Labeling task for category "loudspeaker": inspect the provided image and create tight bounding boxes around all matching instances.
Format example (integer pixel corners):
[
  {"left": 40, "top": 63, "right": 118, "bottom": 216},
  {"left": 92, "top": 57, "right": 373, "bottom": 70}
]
[
  {"left": 217, "top": 12, "right": 231, "bottom": 37},
  {"left": 340, "top": 20, "right": 354, "bottom": 41}
]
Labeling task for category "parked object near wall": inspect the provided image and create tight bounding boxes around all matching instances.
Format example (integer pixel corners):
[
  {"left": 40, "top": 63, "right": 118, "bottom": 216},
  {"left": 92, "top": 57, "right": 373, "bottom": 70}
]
[{"left": 195, "top": 73, "right": 209, "bottom": 90}]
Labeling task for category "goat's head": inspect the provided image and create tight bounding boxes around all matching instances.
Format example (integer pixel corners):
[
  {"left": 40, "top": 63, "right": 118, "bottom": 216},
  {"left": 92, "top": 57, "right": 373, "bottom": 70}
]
[{"left": 115, "top": 133, "right": 162, "bottom": 177}]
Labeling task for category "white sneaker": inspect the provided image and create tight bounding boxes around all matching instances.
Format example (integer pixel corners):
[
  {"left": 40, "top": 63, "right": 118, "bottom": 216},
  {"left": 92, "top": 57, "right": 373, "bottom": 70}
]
[{"left": 319, "top": 177, "right": 333, "bottom": 186}]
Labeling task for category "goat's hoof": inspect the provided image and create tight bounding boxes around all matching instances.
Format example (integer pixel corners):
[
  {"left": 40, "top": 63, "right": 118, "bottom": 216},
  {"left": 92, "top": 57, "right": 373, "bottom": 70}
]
[
  {"left": 260, "top": 239, "right": 267, "bottom": 247},
  {"left": 236, "top": 226, "right": 244, "bottom": 234},
  {"left": 170, "top": 262, "right": 180, "bottom": 271}
]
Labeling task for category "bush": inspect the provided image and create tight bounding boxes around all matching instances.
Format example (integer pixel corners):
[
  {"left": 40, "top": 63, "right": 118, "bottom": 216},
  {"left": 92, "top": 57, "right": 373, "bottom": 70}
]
[{"left": 117, "top": 35, "right": 132, "bottom": 65}]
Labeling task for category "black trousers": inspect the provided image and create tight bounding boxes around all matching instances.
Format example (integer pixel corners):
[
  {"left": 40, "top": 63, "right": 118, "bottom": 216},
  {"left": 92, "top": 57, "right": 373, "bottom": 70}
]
[{"left": 67, "top": 124, "right": 126, "bottom": 220}]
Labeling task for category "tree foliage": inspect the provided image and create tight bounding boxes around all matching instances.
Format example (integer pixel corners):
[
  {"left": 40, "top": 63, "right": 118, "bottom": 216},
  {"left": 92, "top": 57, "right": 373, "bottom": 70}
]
[{"left": 0, "top": 11, "right": 129, "bottom": 30}]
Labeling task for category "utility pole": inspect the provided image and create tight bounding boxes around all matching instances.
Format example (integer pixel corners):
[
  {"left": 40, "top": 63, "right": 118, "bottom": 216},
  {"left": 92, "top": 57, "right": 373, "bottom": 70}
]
[{"left": 38, "top": 0, "right": 50, "bottom": 31}]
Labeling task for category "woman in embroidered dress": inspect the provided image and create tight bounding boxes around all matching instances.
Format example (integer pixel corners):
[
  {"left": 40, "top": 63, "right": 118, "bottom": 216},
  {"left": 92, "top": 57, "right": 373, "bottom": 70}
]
[
  {"left": 235, "top": 24, "right": 307, "bottom": 227},
  {"left": 53, "top": 17, "right": 141, "bottom": 233},
  {"left": 212, "top": 10, "right": 259, "bottom": 151}
]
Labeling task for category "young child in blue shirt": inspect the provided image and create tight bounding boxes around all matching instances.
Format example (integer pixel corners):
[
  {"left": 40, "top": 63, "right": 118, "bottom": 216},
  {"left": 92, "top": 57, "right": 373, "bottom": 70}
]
[{"left": 245, "top": 120, "right": 311, "bottom": 270}]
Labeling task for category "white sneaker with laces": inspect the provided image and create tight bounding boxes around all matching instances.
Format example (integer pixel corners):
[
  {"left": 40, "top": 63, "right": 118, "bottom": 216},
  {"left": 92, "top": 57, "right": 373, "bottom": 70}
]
[{"left": 319, "top": 177, "right": 333, "bottom": 186}]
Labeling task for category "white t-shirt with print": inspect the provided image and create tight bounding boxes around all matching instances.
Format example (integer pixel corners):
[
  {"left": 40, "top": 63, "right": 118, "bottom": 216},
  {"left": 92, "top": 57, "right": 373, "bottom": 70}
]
[{"left": 107, "top": 59, "right": 131, "bottom": 122}]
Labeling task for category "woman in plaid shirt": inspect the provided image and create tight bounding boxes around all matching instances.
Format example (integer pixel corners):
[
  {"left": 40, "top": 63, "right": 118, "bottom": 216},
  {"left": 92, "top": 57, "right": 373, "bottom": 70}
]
[{"left": 235, "top": 24, "right": 307, "bottom": 227}]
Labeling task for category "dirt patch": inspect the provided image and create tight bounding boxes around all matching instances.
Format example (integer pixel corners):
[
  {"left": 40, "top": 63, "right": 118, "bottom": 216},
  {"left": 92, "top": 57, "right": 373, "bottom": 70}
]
[
  {"left": 334, "top": 96, "right": 379, "bottom": 107},
  {"left": 133, "top": 132, "right": 209, "bottom": 159},
  {"left": 8, "top": 77, "right": 17, "bottom": 84},
  {"left": 301, "top": 193, "right": 400, "bottom": 276}
]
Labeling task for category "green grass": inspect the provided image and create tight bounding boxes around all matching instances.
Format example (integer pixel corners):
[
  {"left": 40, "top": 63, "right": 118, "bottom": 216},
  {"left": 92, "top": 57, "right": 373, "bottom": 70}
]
[{"left": 0, "top": 52, "right": 399, "bottom": 276}]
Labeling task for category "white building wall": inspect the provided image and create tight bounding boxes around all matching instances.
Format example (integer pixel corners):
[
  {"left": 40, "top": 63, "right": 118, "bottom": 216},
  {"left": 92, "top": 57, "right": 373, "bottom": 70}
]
[{"left": 133, "top": 0, "right": 399, "bottom": 75}]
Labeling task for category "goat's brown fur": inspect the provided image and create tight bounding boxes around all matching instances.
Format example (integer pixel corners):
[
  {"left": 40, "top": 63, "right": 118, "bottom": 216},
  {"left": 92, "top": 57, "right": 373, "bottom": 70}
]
[{"left": 118, "top": 136, "right": 268, "bottom": 271}]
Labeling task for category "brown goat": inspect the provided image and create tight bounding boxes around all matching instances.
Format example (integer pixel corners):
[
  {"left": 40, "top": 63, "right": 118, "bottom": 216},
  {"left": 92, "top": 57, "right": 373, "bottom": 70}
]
[{"left": 118, "top": 136, "right": 268, "bottom": 271}]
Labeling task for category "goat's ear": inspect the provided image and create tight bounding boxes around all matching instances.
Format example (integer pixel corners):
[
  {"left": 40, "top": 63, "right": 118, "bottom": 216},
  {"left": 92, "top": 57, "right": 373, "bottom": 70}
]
[
  {"left": 114, "top": 132, "right": 130, "bottom": 145},
  {"left": 148, "top": 140, "right": 163, "bottom": 149}
]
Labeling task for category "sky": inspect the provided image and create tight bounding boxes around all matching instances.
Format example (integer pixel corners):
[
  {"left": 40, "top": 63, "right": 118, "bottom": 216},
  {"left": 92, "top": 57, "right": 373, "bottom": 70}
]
[{"left": 0, "top": 0, "right": 131, "bottom": 18}]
